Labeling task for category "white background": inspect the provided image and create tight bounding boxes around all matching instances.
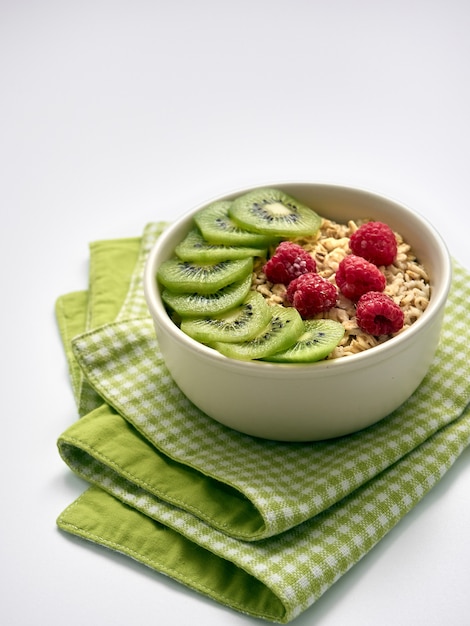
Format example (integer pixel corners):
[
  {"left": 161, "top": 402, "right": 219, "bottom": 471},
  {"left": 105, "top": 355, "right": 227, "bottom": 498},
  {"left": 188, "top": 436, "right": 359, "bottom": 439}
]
[{"left": 1, "top": 1, "right": 470, "bottom": 625}]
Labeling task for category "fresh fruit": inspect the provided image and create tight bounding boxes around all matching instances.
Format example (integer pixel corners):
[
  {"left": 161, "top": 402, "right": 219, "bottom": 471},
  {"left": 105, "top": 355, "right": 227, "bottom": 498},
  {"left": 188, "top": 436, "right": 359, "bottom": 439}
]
[
  {"left": 356, "top": 291, "right": 404, "bottom": 335},
  {"left": 175, "top": 229, "right": 267, "bottom": 262},
  {"left": 212, "top": 305, "right": 304, "bottom": 361},
  {"left": 349, "top": 221, "right": 397, "bottom": 266},
  {"left": 286, "top": 273, "right": 338, "bottom": 318},
  {"left": 194, "top": 200, "right": 274, "bottom": 247},
  {"left": 162, "top": 274, "right": 252, "bottom": 317},
  {"left": 264, "top": 319, "right": 345, "bottom": 363},
  {"left": 157, "top": 257, "right": 253, "bottom": 294},
  {"left": 157, "top": 189, "right": 423, "bottom": 364},
  {"left": 229, "top": 188, "right": 321, "bottom": 238},
  {"left": 180, "top": 291, "right": 273, "bottom": 343},
  {"left": 263, "top": 241, "right": 316, "bottom": 285},
  {"left": 335, "top": 255, "right": 386, "bottom": 300}
]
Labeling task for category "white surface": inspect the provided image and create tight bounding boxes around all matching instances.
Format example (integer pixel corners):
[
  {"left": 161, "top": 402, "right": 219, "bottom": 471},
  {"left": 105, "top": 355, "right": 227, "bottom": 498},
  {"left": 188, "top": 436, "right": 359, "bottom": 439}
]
[{"left": 1, "top": 1, "right": 469, "bottom": 625}]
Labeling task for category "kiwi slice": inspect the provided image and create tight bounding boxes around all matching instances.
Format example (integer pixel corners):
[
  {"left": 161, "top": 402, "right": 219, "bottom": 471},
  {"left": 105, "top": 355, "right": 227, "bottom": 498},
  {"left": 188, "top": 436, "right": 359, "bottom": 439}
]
[
  {"left": 162, "top": 274, "right": 252, "bottom": 317},
  {"left": 265, "top": 319, "right": 345, "bottom": 363},
  {"left": 212, "top": 305, "right": 304, "bottom": 361},
  {"left": 180, "top": 291, "right": 273, "bottom": 344},
  {"left": 194, "top": 200, "right": 274, "bottom": 247},
  {"left": 175, "top": 229, "right": 267, "bottom": 262},
  {"left": 157, "top": 256, "right": 253, "bottom": 294},
  {"left": 229, "top": 188, "right": 321, "bottom": 237}
]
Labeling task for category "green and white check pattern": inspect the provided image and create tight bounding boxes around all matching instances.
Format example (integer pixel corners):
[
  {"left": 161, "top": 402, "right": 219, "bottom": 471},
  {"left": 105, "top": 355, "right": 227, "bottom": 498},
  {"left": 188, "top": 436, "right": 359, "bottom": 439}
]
[
  {"left": 116, "top": 222, "right": 166, "bottom": 321},
  {"left": 76, "top": 226, "right": 166, "bottom": 416},
  {"left": 56, "top": 224, "right": 470, "bottom": 623}
]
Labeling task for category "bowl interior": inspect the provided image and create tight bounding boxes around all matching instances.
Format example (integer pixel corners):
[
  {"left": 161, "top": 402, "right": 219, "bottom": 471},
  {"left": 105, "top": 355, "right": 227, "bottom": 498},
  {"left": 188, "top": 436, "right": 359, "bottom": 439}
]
[{"left": 144, "top": 182, "right": 451, "bottom": 374}]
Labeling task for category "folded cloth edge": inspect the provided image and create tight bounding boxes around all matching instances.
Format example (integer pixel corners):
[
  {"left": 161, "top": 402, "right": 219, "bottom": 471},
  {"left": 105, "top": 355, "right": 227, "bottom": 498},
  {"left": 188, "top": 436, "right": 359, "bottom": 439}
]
[{"left": 57, "top": 402, "right": 470, "bottom": 623}]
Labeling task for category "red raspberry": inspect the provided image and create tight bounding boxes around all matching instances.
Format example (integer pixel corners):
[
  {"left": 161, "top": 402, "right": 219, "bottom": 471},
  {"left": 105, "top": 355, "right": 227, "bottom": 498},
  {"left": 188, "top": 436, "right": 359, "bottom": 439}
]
[
  {"left": 286, "top": 273, "right": 337, "bottom": 318},
  {"left": 349, "top": 221, "right": 397, "bottom": 266},
  {"left": 263, "top": 241, "right": 316, "bottom": 285},
  {"left": 356, "top": 291, "right": 404, "bottom": 335},
  {"left": 335, "top": 255, "right": 386, "bottom": 300}
]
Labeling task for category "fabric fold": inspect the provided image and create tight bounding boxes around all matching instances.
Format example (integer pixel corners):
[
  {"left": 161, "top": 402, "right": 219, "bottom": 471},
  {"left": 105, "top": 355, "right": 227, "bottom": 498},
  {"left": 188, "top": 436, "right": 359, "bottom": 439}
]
[
  {"left": 55, "top": 223, "right": 470, "bottom": 623},
  {"left": 58, "top": 404, "right": 264, "bottom": 539},
  {"left": 57, "top": 406, "right": 470, "bottom": 623}
]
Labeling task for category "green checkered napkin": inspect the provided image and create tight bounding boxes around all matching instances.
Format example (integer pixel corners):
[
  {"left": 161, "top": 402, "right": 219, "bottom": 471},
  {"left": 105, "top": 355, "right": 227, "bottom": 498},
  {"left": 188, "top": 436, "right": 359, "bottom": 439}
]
[{"left": 56, "top": 224, "right": 470, "bottom": 623}]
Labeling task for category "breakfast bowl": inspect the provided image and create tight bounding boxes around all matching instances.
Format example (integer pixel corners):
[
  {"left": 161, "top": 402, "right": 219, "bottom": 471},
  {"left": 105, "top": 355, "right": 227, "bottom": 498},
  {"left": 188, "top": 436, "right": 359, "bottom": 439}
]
[{"left": 143, "top": 183, "right": 451, "bottom": 441}]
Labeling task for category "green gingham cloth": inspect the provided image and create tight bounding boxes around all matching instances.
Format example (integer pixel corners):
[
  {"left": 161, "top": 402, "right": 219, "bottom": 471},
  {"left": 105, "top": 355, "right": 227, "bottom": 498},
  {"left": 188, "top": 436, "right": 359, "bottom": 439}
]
[{"left": 56, "top": 223, "right": 470, "bottom": 623}]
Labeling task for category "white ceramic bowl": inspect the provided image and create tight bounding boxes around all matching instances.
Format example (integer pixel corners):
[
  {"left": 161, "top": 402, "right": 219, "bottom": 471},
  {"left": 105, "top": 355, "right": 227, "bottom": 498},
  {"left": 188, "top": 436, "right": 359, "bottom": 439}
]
[{"left": 144, "top": 183, "right": 451, "bottom": 441}]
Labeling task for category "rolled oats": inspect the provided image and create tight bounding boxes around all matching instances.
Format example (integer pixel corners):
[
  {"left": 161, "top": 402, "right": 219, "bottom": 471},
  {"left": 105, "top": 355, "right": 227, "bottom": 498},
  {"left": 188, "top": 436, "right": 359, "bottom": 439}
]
[{"left": 251, "top": 218, "right": 430, "bottom": 359}]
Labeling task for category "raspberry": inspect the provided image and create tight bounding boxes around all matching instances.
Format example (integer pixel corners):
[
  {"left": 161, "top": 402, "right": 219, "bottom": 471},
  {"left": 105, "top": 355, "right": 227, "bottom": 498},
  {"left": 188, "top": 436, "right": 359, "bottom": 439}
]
[
  {"left": 356, "top": 291, "right": 404, "bottom": 335},
  {"left": 349, "top": 221, "right": 397, "bottom": 266},
  {"left": 263, "top": 241, "right": 316, "bottom": 285},
  {"left": 286, "top": 273, "right": 337, "bottom": 318},
  {"left": 335, "top": 255, "right": 386, "bottom": 300}
]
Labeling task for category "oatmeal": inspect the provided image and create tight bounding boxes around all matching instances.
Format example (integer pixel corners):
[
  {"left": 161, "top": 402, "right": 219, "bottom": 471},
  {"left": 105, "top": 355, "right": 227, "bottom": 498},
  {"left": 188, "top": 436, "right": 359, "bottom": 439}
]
[{"left": 251, "top": 218, "right": 431, "bottom": 358}]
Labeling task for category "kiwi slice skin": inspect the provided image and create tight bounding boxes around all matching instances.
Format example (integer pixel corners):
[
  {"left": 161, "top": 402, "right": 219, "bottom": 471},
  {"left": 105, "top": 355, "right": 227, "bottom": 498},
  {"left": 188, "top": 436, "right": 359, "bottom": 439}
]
[
  {"left": 229, "top": 188, "right": 321, "bottom": 237},
  {"left": 212, "top": 305, "right": 304, "bottom": 361},
  {"left": 194, "top": 200, "right": 275, "bottom": 247},
  {"left": 264, "top": 319, "right": 345, "bottom": 363},
  {"left": 175, "top": 229, "right": 267, "bottom": 263},
  {"left": 180, "top": 291, "right": 273, "bottom": 344},
  {"left": 162, "top": 274, "right": 252, "bottom": 317},
  {"left": 157, "top": 257, "right": 253, "bottom": 294}
]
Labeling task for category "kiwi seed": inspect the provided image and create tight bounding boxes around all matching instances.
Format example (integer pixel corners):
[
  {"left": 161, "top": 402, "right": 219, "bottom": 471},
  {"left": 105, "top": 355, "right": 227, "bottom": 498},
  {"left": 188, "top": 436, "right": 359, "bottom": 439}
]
[
  {"left": 212, "top": 305, "right": 304, "bottom": 361},
  {"left": 194, "top": 200, "right": 275, "bottom": 247},
  {"left": 180, "top": 291, "right": 273, "bottom": 343},
  {"left": 265, "top": 319, "right": 345, "bottom": 363},
  {"left": 157, "top": 256, "right": 253, "bottom": 294},
  {"left": 229, "top": 188, "right": 321, "bottom": 237},
  {"left": 161, "top": 274, "right": 252, "bottom": 317},
  {"left": 175, "top": 229, "right": 267, "bottom": 262}
]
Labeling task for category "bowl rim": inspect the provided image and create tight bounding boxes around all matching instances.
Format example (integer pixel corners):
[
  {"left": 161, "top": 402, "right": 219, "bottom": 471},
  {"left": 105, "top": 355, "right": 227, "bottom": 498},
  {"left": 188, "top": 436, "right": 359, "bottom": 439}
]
[{"left": 144, "top": 181, "right": 452, "bottom": 377}]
